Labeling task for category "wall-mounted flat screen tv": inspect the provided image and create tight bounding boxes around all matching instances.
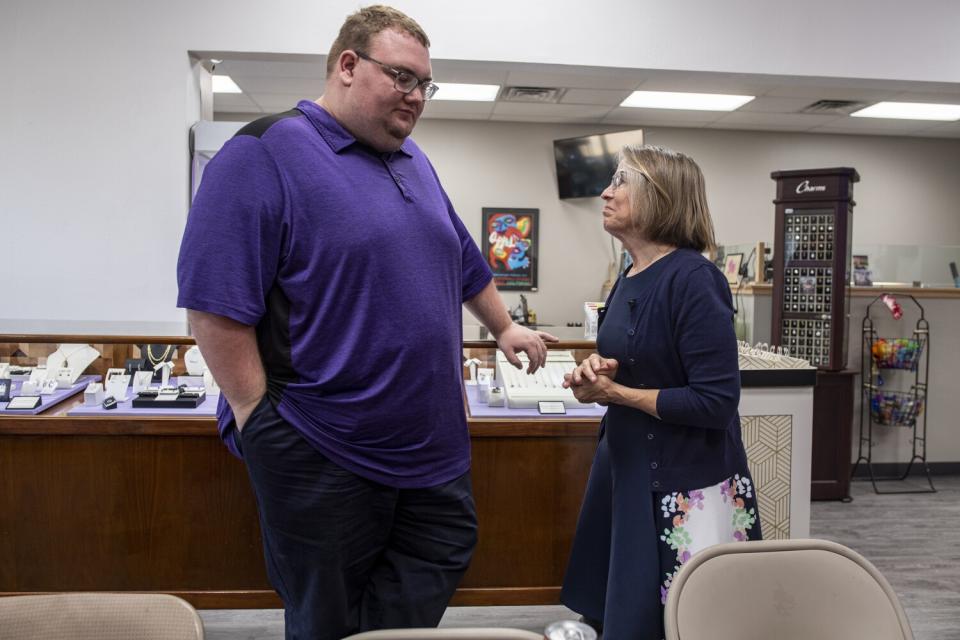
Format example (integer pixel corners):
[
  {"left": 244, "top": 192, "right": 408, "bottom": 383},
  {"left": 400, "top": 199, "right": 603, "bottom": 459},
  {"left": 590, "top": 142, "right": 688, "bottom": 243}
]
[{"left": 553, "top": 129, "right": 644, "bottom": 200}]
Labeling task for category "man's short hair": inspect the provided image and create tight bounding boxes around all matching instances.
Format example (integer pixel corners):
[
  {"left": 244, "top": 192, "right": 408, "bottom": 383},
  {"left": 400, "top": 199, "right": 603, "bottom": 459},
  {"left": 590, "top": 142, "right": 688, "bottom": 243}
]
[{"left": 327, "top": 5, "right": 430, "bottom": 76}]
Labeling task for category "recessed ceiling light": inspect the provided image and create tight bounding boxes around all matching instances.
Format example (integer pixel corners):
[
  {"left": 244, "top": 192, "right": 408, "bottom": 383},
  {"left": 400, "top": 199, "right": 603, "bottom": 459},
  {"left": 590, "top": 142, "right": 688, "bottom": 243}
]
[
  {"left": 212, "top": 75, "right": 242, "bottom": 94},
  {"left": 432, "top": 83, "right": 500, "bottom": 102},
  {"left": 620, "top": 90, "right": 754, "bottom": 111},
  {"left": 850, "top": 101, "right": 960, "bottom": 121}
]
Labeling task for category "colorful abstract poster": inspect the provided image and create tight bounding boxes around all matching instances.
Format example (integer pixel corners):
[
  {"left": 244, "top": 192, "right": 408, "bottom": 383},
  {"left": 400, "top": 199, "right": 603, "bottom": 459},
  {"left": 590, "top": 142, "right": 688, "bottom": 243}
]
[{"left": 481, "top": 207, "right": 538, "bottom": 291}]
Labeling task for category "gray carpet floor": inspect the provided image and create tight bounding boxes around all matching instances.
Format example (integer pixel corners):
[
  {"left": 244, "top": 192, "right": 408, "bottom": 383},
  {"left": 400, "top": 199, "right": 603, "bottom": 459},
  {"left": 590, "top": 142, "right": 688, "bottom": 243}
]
[{"left": 200, "top": 474, "right": 960, "bottom": 639}]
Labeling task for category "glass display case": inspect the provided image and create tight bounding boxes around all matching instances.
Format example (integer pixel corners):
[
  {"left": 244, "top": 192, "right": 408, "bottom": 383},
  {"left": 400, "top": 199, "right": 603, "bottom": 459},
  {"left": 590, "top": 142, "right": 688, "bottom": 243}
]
[{"left": 848, "top": 243, "right": 960, "bottom": 288}]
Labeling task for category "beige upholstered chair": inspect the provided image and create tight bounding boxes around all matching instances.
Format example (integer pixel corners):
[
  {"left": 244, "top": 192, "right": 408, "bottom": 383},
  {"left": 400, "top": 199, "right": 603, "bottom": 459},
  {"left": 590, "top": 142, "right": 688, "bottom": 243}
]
[
  {"left": 343, "top": 628, "right": 544, "bottom": 640},
  {"left": 664, "top": 539, "right": 913, "bottom": 640},
  {"left": 0, "top": 593, "right": 204, "bottom": 640}
]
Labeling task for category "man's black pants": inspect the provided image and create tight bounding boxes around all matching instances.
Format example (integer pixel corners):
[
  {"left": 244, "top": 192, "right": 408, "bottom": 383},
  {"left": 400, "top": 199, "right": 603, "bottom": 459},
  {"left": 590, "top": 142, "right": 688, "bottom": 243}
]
[{"left": 236, "top": 397, "right": 478, "bottom": 640}]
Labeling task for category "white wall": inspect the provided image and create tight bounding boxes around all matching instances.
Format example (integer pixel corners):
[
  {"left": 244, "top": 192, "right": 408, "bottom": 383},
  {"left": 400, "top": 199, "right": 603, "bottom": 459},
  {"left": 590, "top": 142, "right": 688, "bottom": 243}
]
[
  {"left": 414, "top": 118, "right": 960, "bottom": 325},
  {"left": 3, "top": 0, "right": 960, "bottom": 331}
]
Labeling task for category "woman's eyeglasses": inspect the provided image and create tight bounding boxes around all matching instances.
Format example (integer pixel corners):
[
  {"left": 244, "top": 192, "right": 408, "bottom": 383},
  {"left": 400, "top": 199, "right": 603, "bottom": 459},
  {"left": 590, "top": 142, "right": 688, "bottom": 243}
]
[{"left": 609, "top": 168, "right": 648, "bottom": 191}]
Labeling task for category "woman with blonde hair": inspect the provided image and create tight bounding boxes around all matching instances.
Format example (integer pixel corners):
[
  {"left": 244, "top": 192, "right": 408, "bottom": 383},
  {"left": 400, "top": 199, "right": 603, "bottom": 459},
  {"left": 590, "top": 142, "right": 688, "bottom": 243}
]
[{"left": 560, "top": 145, "right": 761, "bottom": 639}]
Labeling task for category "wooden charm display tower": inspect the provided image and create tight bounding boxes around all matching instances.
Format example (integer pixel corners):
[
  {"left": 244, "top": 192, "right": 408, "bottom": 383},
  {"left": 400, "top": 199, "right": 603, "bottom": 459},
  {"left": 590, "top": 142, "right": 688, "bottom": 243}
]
[{"left": 771, "top": 167, "right": 859, "bottom": 370}]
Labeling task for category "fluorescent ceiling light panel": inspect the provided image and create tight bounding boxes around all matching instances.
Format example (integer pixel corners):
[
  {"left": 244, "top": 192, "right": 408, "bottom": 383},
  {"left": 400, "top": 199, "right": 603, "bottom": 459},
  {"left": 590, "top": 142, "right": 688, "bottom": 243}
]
[
  {"left": 621, "top": 90, "right": 754, "bottom": 111},
  {"left": 212, "top": 75, "right": 242, "bottom": 94},
  {"left": 851, "top": 101, "right": 960, "bottom": 121},
  {"left": 432, "top": 83, "right": 500, "bottom": 101}
]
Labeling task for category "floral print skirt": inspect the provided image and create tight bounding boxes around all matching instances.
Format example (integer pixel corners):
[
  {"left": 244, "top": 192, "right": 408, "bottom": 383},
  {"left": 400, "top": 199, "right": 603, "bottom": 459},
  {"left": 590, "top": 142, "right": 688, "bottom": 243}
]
[{"left": 656, "top": 474, "right": 762, "bottom": 604}]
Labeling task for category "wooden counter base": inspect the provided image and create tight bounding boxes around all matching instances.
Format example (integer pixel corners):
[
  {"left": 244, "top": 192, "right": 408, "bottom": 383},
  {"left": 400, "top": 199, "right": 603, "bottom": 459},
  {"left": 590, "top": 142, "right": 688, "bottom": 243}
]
[{"left": 0, "top": 410, "right": 598, "bottom": 609}]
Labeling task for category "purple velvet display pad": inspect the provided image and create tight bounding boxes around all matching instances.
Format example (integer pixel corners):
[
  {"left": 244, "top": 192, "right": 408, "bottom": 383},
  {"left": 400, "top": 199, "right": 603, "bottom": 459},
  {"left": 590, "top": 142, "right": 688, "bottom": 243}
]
[
  {"left": 0, "top": 375, "right": 101, "bottom": 416},
  {"left": 464, "top": 384, "right": 606, "bottom": 418}
]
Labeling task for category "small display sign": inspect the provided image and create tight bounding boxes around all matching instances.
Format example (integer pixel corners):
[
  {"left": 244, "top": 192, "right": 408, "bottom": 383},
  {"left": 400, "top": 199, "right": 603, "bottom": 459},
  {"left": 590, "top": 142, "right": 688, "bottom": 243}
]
[
  {"left": 6, "top": 395, "right": 42, "bottom": 410},
  {"left": 537, "top": 400, "right": 567, "bottom": 415}
]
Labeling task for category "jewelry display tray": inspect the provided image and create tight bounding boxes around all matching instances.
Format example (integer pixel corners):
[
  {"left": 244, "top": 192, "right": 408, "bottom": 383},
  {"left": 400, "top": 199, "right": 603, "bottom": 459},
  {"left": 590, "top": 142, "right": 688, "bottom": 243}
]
[
  {"left": 464, "top": 385, "right": 606, "bottom": 418},
  {"left": 132, "top": 393, "right": 206, "bottom": 410},
  {"left": 67, "top": 381, "right": 217, "bottom": 418},
  {"left": 0, "top": 375, "right": 101, "bottom": 416}
]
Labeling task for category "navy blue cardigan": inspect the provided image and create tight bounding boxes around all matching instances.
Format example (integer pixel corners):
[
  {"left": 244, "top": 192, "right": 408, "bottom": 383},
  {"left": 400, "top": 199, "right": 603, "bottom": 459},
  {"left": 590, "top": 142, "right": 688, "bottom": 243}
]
[{"left": 599, "top": 248, "right": 748, "bottom": 491}]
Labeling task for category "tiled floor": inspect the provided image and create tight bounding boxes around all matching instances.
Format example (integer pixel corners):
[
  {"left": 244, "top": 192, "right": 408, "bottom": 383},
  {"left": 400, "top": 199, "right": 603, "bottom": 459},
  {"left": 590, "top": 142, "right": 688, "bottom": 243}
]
[{"left": 200, "top": 475, "right": 960, "bottom": 639}]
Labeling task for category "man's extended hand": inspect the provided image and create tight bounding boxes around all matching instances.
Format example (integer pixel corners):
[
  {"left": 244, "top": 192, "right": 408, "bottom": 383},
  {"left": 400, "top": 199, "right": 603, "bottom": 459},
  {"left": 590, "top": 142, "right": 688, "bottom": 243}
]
[{"left": 495, "top": 323, "right": 560, "bottom": 374}]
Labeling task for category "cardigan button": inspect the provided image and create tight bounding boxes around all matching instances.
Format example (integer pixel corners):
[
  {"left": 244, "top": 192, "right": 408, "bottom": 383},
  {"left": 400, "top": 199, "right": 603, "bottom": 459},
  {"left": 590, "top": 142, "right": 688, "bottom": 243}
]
[
  {"left": 629, "top": 358, "right": 636, "bottom": 364},
  {"left": 647, "top": 433, "right": 654, "bottom": 440},
  {"left": 650, "top": 462, "right": 658, "bottom": 470},
  {"left": 627, "top": 329, "right": 635, "bottom": 336},
  {"left": 652, "top": 481, "right": 661, "bottom": 488}
]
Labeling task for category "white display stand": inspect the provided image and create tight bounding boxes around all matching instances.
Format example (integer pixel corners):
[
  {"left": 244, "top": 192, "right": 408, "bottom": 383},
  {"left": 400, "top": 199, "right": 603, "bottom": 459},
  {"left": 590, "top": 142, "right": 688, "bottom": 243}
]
[{"left": 739, "top": 386, "right": 813, "bottom": 539}]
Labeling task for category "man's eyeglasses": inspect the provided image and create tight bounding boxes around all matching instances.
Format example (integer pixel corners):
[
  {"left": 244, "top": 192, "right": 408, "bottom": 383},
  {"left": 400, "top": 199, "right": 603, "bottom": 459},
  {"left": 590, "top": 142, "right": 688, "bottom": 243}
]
[{"left": 355, "top": 51, "right": 439, "bottom": 100}]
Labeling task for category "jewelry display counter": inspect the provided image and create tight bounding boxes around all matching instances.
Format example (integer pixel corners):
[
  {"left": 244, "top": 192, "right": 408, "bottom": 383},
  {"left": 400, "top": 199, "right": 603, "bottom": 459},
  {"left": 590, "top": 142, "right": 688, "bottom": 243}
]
[
  {"left": 0, "top": 335, "right": 273, "bottom": 608},
  {"left": 1, "top": 334, "right": 603, "bottom": 608},
  {"left": 1, "top": 332, "right": 814, "bottom": 608}
]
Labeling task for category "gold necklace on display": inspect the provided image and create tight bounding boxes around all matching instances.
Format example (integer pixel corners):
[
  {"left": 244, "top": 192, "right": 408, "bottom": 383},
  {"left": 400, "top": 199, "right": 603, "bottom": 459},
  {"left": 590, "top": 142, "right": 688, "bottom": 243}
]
[{"left": 145, "top": 345, "right": 173, "bottom": 367}]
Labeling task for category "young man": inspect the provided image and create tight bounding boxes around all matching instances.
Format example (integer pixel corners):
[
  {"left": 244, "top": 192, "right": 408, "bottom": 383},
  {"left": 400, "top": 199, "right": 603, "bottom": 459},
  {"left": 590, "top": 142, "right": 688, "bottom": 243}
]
[{"left": 177, "top": 5, "right": 556, "bottom": 639}]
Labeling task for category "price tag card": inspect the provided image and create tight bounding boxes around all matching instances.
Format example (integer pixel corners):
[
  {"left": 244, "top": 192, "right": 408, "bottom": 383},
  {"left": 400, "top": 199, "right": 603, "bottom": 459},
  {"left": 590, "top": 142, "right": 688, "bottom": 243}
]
[
  {"left": 537, "top": 400, "right": 567, "bottom": 415},
  {"left": 7, "top": 396, "right": 42, "bottom": 410}
]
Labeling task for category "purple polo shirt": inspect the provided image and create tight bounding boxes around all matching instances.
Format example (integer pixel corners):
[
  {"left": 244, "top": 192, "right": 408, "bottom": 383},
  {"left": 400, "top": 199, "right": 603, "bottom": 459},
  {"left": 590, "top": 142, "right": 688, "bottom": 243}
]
[{"left": 177, "top": 100, "right": 492, "bottom": 488}]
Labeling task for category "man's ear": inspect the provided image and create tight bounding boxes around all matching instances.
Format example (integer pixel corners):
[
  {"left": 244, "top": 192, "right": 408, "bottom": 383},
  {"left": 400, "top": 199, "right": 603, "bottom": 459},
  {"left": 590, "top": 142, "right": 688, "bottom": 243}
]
[{"left": 337, "top": 50, "right": 359, "bottom": 87}]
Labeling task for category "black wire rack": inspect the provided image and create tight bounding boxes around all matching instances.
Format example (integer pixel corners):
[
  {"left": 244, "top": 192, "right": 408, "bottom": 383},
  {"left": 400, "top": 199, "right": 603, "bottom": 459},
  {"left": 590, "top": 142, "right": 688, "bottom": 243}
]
[{"left": 851, "top": 294, "right": 935, "bottom": 494}]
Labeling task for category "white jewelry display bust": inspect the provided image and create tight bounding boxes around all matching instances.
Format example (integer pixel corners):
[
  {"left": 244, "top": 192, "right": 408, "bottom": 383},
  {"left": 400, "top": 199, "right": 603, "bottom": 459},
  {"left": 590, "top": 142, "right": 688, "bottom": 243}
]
[
  {"left": 45, "top": 344, "right": 101, "bottom": 384},
  {"left": 184, "top": 346, "right": 207, "bottom": 377}
]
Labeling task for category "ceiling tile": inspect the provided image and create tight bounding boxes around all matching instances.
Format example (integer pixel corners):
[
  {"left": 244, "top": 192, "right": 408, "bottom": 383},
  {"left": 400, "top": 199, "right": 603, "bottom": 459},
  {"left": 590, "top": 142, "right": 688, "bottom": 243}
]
[
  {"left": 561, "top": 88, "right": 632, "bottom": 106},
  {"left": 422, "top": 101, "right": 496, "bottom": 119},
  {"left": 635, "top": 72, "right": 770, "bottom": 96},
  {"left": 735, "top": 96, "right": 823, "bottom": 113},
  {"left": 808, "top": 117, "right": 934, "bottom": 135},
  {"left": 505, "top": 68, "right": 644, "bottom": 91},
  {"left": 896, "top": 82, "right": 960, "bottom": 96},
  {"left": 713, "top": 111, "right": 844, "bottom": 129},
  {"left": 492, "top": 102, "right": 612, "bottom": 119},
  {"left": 489, "top": 114, "right": 606, "bottom": 124},
  {"left": 889, "top": 91, "right": 960, "bottom": 104},
  {"left": 431, "top": 60, "right": 509, "bottom": 85},
  {"left": 706, "top": 121, "right": 812, "bottom": 132},
  {"left": 763, "top": 84, "right": 895, "bottom": 101},
  {"left": 204, "top": 53, "right": 960, "bottom": 139},
  {"left": 909, "top": 121, "right": 960, "bottom": 138},
  {"left": 602, "top": 107, "right": 722, "bottom": 125}
]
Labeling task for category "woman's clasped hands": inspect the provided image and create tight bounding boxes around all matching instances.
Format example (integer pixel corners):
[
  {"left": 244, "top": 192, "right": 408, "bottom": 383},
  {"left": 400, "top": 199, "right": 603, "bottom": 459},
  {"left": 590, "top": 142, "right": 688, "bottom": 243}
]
[{"left": 563, "top": 353, "right": 620, "bottom": 405}]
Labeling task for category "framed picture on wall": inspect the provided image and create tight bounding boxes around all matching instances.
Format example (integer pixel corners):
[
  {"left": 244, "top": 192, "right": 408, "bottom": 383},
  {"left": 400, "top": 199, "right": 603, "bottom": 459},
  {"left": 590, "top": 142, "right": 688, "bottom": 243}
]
[
  {"left": 723, "top": 252, "right": 744, "bottom": 284},
  {"left": 481, "top": 207, "right": 539, "bottom": 291}
]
